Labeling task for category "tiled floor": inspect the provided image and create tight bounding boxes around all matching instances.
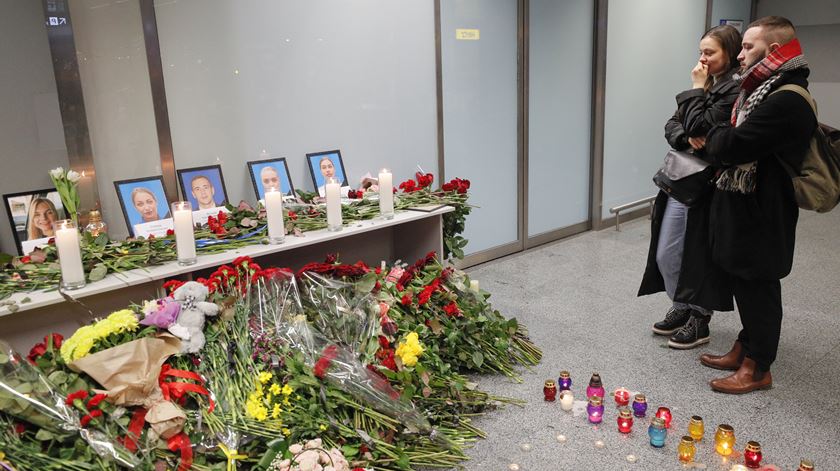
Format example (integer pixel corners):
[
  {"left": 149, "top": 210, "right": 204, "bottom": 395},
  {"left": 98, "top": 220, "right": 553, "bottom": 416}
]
[{"left": 463, "top": 209, "right": 840, "bottom": 470}]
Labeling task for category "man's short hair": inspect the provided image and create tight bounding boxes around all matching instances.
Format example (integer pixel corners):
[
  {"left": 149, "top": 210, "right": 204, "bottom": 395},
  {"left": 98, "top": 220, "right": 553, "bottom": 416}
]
[
  {"left": 190, "top": 174, "right": 212, "bottom": 189},
  {"left": 747, "top": 16, "right": 796, "bottom": 45}
]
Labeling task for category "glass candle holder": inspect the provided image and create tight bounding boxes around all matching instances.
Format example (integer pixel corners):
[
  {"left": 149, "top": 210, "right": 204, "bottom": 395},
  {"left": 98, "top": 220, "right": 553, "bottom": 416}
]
[
  {"left": 744, "top": 441, "right": 762, "bottom": 468},
  {"left": 678, "top": 436, "right": 696, "bottom": 463},
  {"left": 587, "top": 396, "right": 604, "bottom": 424},
  {"left": 543, "top": 379, "right": 557, "bottom": 402},
  {"left": 558, "top": 371, "right": 572, "bottom": 391},
  {"left": 655, "top": 406, "right": 673, "bottom": 428},
  {"left": 559, "top": 390, "right": 574, "bottom": 411},
  {"left": 84, "top": 210, "right": 107, "bottom": 237},
  {"left": 632, "top": 394, "right": 648, "bottom": 418},
  {"left": 586, "top": 373, "right": 605, "bottom": 398},
  {"left": 617, "top": 407, "right": 633, "bottom": 434},
  {"left": 688, "top": 415, "right": 705, "bottom": 441},
  {"left": 613, "top": 387, "right": 630, "bottom": 407},
  {"left": 714, "top": 424, "right": 736, "bottom": 456},
  {"left": 730, "top": 466, "right": 749, "bottom": 471},
  {"left": 797, "top": 459, "right": 815, "bottom": 471},
  {"left": 648, "top": 417, "right": 667, "bottom": 448},
  {"left": 53, "top": 220, "right": 86, "bottom": 290},
  {"left": 172, "top": 202, "right": 197, "bottom": 266}
]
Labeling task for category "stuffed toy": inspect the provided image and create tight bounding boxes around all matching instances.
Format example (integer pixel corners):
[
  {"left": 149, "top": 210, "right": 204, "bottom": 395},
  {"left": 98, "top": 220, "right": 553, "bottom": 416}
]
[{"left": 168, "top": 281, "right": 219, "bottom": 353}]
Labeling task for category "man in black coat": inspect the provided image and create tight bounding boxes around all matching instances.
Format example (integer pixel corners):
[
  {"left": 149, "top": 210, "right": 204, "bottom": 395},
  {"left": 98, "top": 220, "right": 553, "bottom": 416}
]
[{"left": 697, "top": 16, "right": 817, "bottom": 394}]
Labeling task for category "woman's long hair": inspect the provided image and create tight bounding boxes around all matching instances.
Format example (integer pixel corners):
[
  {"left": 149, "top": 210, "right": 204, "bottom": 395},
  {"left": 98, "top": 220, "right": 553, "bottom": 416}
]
[
  {"left": 702, "top": 25, "right": 742, "bottom": 91},
  {"left": 26, "top": 197, "right": 58, "bottom": 240}
]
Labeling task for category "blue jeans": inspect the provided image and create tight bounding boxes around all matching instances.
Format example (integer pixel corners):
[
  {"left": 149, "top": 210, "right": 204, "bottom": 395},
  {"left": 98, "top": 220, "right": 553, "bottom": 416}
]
[{"left": 655, "top": 196, "right": 712, "bottom": 316}]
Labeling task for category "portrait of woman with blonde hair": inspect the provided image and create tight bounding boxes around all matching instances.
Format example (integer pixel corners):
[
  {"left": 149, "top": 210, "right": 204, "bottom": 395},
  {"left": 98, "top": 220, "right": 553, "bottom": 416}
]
[{"left": 26, "top": 197, "right": 59, "bottom": 240}]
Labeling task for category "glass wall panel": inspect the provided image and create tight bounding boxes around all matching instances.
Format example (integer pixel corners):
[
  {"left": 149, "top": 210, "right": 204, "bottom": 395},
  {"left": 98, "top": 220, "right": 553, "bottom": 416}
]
[
  {"left": 69, "top": 0, "right": 161, "bottom": 240},
  {"left": 0, "top": 1, "right": 70, "bottom": 255},
  {"left": 528, "top": 0, "right": 593, "bottom": 237},
  {"left": 441, "top": 0, "right": 519, "bottom": 255},
  {"left": 601, "top": 0, "right": 706, "bottom": 219},
  {"left": 153, "top": 0, "right": 438, "bottom": 207}
]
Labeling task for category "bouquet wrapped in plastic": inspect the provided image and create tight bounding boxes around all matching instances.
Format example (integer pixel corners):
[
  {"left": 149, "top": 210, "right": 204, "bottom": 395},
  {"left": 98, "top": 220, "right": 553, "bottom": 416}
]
[
  {"left": 250, "top": 271, "right": 432, "bottom": 434},
  {"left": 0, "top": 340, "right": 141, "bottom": 468}
]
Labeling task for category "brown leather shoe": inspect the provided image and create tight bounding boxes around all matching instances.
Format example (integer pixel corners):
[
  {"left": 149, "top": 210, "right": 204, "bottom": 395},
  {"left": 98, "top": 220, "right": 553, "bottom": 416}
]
[
  {"left": 700, "top": 340, "right": 744, "bottom": 371},
  {"left": 710, "top": 357, "right": 772, "bottom": 394}
]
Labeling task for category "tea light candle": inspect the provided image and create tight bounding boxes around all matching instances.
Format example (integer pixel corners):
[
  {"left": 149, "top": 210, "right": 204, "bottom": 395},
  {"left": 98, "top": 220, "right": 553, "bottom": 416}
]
[
  {"left": 378, "top": 168, "right": 394, "bottom": 219},
  {"left": 586, "top": 373, "right": 605, "bottom": 398},
  {"left": 559, "top": 390, "right": 574, "bottom": 411},
  {"left": 648, "top": 417, "right": 667, "bottom": 448},
  {"left": 54, "top": 220, "right": 85, "bottom": 289},
  {"left": 632, "top": 394, "right": 648, "bottom": 417},
  {"left": 797, "top": 459, "right": 815, "bottom": 471},
  {"left": 326, "top": 178, "right": 342, "bottom": 231},
  {"left": 543, "top": 379, "right": 557, "bottom": 402},
  {"left": 743, "top": 441, "right": 762, "bottom": 468},
  {"left": 265, "top": 187, "right": 285, "bottom": 244},
  {"left": 172, "top": 202, "right": 196, "bottom": 265}
]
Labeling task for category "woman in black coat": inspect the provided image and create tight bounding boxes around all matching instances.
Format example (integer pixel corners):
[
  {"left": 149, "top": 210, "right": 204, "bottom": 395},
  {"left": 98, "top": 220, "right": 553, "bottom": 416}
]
[{"left": 638, "top": 25, "right": 741, "bottom": 349}]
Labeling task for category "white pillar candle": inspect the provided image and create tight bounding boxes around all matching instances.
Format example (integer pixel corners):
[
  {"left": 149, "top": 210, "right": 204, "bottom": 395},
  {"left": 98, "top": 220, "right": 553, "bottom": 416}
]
[
  {"left": 265, "top": 187, "right": 285, "bottom": 243},
  {"left": 326, "top": 177, "right": 342, "bottom": 231},
  {"left": 378, "top": 168, "right": 394, "bottom": 219},
  {"left": 559, "top": 391, "right": 574, "bottom": 411},
  {"left": 172, "top": 202, "right": 197, "bottom": 265},
  {"left": 54, "top": 220, "right": 85, "bottom": 289}
]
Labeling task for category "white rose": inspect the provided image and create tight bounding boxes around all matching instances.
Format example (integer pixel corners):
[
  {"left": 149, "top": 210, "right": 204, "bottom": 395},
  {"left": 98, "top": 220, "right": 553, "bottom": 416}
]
[
  {"left": 50, "top": 167, "right": 64, "bottom": 179},
  {"left": 67, "top": 170, "right": 81, "bottom": 183}
]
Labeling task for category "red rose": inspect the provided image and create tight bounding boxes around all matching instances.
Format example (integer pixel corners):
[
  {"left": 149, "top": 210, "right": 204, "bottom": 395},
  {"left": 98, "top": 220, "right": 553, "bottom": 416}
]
[
  {"left": 166, "top": 229, "right": 175, "bottom": 236},
  {"left": 26, "top": 343, "right": 46, "bottom": 365},
  {"left": 325, "top": 253, "right": 338, "bottom": 264},
  {"left": 20, "top": 256, "right": 31, "bottom": 264},
  {"left": 378, "top": 335, "right": 390, "bottom": 349},
  {"left": 288, "top": 210, "right": 298, "bottom": 220},
  {"left": 443, "top": 301, "right": 462, "bottom": 318},
  {"left": 13, "top": 423, "right": 25, "bottom": 435},
  {"left": 400, "top": 294, "right": 412, "bottom": 306},
  {"left": 415, "top": 172, "right": 434, "bottom": 188}
]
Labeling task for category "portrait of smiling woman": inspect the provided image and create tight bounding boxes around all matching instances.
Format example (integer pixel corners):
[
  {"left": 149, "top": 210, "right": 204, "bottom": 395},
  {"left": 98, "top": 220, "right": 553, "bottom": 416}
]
[{"left": 2, "top": 190, "right": 67, "bottom": 255}]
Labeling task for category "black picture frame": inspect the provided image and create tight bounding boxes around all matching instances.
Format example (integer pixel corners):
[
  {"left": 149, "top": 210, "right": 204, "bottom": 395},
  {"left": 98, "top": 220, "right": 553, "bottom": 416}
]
[
  {"left": 176, "top": 164, "right": 230, "bottom": 210},
  {"left": 246, "top": 157, "right": 296, "bottom": 200},
  {"left": 306, "top": 149, "right": 349, "bottom": 196},
  {"left": 2, "top": 188, "right": 67, "bottom": 256},
  {"left": 113, "top": 175, "right": 171, "bottom": 237}
]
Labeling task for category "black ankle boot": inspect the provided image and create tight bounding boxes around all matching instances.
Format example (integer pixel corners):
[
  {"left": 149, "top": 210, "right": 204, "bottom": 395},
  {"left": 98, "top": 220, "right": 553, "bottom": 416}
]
[
  {"left": 652, "top": 307, "right": 692, "bottom": 336},
  {"left": 668, "top": 312, "right": 711, "bottom": 349}
]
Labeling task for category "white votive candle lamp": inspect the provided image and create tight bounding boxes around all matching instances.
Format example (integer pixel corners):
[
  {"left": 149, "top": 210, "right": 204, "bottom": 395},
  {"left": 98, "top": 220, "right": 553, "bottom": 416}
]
[
  {"left": 326, "top": 177, "right": 342, "bottom": 231},
  {"left": 378, "top": 168, "right": 394, "bottom": 219},
  {"left": 559, "top": 390, "right": 574, "bottom": 411},
  {"left": 54, "top": 220, "right": 85, "bottom": 290},
  {"left": 172, "top": 202, "right": 197, "bottom": 265},
  {"left": 264, "top": 187, "right": 285, "bottom": 244},
  {"left": 470, "top": 279, "right": 480, "bottom": 292}
]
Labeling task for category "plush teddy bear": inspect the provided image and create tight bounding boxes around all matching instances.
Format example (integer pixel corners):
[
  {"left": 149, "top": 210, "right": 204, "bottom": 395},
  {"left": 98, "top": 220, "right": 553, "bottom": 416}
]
[{"left": 168, "top": 281, "right": 219, "bottom": 353}]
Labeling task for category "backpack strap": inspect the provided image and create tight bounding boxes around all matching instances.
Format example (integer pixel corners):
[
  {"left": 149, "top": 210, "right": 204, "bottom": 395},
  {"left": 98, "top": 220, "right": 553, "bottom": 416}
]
[{"left": 771, "top": 83, "right": 818, "bottom": 118}]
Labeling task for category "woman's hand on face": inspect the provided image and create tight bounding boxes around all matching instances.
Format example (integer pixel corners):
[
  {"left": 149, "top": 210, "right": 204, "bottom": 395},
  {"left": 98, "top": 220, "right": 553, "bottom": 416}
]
[
  {"left": 688, "top": 136, "right": 706, "bottom": 150},
  {"left": 691, "top": 61, "right": 709, "bottom": 89}
]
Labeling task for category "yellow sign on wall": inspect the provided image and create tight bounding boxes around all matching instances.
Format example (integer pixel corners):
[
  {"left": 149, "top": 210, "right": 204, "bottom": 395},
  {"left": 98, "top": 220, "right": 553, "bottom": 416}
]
[{"left": 455, "top": 29, "right": 480, "bottom": 40}]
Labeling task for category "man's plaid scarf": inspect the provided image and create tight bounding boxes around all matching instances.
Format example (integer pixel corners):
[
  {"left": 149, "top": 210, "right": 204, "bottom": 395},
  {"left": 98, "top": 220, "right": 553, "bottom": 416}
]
[{"left": 715, "top": 38, "right": 809, "bottom": 194}]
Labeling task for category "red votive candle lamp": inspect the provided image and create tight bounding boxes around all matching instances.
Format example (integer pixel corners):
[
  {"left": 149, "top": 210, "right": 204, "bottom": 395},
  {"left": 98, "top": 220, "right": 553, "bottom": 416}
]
[
  {"left": 613, "top": 387, "right": 630, "bottom": 407},
  {"left": 543, "top": 379, "right": 557, "bottom": 402},
  {"left": 656, "top": 406, "right": 672, "bottom": 428},
  {"left": 744, "top": 441, "right": 762, "bottom": 468},
  {"left": 617, "top": 407, "right": 633, "bottom": 433}
]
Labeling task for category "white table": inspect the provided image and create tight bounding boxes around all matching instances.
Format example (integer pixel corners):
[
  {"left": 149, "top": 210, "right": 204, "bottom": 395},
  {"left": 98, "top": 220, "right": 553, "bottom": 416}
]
[{"left": 0, "top": 207, "right": 452, "bottom": 351}]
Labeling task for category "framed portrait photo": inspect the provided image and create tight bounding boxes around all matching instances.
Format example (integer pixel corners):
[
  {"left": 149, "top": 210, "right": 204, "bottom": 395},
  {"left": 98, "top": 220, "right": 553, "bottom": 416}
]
[
  {"left": 2, "top": 189, "right": 67, "bottom": 255},
  {"left": 176, "top": 165, "right": 229, "bottom": 211},
  {"left": 114, "top": 176, "right": 172, "bottom": 238},
  {"left": 306, "top": 149, "right": 349, "bottom": 197},
  {"left": 247, "top": 157, "right": 296, "bottom": 200}
]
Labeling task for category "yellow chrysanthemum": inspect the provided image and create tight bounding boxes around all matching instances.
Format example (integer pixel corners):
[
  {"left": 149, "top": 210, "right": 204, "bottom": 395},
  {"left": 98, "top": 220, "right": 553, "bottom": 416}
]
[
  {"left": 396, "top": 332, "right": 425, "bottom": 367},
  {"left": 281, "top": 384, "right": 293, "bottom": 396},
  {"left": 269, "top": 383, "right": 282, "bottom": 395},
  {"left": 245, "top": 392, "right": 268, "bottom": 421},
  {"left": 60, "top": 310, "right": 139, "bottom": 363},
  {"left": 258, "top": 371, "right": 273, "bottom": 384}
]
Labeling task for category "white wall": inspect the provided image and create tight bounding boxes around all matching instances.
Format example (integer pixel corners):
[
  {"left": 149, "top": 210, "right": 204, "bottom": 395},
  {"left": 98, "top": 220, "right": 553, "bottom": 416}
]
[
  {"left": 0, "top": 1, "right": 70, "bottom": 255},
  {"left": 601, "top": 0, "right": 707, "bottom": 218},
  {"left": 154, "top": 0, "right": 438, "bottom": 206}
]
